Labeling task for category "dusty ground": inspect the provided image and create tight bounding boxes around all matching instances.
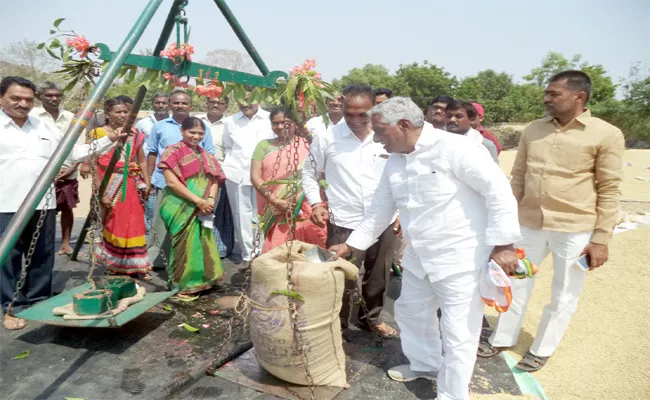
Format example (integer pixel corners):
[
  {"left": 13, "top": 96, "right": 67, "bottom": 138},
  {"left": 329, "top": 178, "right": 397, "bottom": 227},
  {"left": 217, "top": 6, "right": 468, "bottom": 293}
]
[{"left": 491, "top": 149, "right": 650, "bottom": 400}]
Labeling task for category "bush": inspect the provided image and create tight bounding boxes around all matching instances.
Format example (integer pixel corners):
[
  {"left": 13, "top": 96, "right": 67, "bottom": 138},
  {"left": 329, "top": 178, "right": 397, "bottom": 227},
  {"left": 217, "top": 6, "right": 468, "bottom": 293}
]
[{"left": 491, "top": 126, "right": 522, "bottom": 150}]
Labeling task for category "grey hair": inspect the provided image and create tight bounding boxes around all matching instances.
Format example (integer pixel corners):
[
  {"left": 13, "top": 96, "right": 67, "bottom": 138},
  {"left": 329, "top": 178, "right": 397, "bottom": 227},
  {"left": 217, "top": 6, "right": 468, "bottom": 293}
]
[
  {"left": 36, "top": 81, "right": 61, "bottom": 95},
  {"left": 369, "top": 96, "right": 424, "bottom": 127}
]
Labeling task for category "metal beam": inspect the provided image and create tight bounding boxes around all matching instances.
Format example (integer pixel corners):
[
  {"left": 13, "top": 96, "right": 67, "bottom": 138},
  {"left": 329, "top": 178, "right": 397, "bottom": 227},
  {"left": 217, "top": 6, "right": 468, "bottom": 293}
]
[
  {"left": 153, "top": 0, "right": 187, "bottom": 56},
  {"left": 95, "top": 43, "right": 287, "bottom": 88},
  {"left": 213, "top": 0, "right": 270, "bottom": 76},
  {"left": 0, "top": 0, "right": 164, "bottom": 267}
]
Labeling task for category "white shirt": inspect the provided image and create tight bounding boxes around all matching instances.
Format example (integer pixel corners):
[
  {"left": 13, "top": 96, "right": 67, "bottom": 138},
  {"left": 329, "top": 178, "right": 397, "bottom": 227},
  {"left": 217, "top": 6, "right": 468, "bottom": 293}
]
[
  {"left": 302, "top": 121, "right": 393, "bottom": 230},
  {"left": 135, "top": 115, "right": 158, "bottom": 137},
  {"left": 222, "top": 108, "right": 273, "bottom": 185},
  {"left": 347, "top": 123, "right": 520, "bottom": 282},
  {"left": 199, "top": 114, "right": 226, "bottom": 162},
  {"left": 30, "top": 107, "right": 80, "bottom": 179},
  {"left": 306, "top": 114, "right": 343, "bottom": 139},
  {"left": 0, "top": 110, "right": 114, "bottom": 213}
]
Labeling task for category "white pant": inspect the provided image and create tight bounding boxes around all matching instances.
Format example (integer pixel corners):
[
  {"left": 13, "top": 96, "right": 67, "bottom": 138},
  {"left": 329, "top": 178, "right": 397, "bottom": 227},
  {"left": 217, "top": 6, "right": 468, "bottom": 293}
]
[
  {"left": 225, "top": 180, "right": 256, "bottom": 262},
  {"left": 490, "top": 227, "right": 592, "bottom": 357},
  {"left": 396, "top": 270, "right": 484, "bottom": 400}
]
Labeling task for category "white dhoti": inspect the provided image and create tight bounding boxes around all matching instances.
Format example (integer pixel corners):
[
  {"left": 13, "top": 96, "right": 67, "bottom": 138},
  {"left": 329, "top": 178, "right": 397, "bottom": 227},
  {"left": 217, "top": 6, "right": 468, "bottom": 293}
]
[
  {"left": 225, "top": 179, "right": 257, "bottom": 262},
  {"left": 396, "top": 268, "right": 484, "bottom": 400},
  {"left": 490, "top": 227, "right": 592, "bottom": 357}
]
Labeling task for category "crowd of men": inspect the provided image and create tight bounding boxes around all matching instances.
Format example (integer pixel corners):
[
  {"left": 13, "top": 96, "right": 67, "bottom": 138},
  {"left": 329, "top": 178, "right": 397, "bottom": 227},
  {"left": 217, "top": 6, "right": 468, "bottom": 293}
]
[{"left": 0, "top": 68, "right": 625, "bottom": 399}]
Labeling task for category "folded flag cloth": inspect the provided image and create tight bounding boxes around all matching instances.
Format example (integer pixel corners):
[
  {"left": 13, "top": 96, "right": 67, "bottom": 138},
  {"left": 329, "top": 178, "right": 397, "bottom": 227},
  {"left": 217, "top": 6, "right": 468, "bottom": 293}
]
[{"left": 480, "top": 248, "right": 539, "bottom": 313}]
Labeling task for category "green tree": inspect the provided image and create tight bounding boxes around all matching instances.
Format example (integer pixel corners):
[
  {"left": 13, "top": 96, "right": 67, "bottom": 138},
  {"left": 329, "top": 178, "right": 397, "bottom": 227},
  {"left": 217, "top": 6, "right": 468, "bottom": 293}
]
[
  {"left": 456, "top": 70, "right": 515, "bottom": 123},
  {"left": 498, "top": 84, "right": 545, "bottom": 123},
  {"left": 524, "top": 51, "right": 616, "bottom": 103},
  {"left": 332, "top": 63, "right": 398, "bottom": 92},
  {"left": 394, "top": 61, "right": 456, "bottom": 108}
]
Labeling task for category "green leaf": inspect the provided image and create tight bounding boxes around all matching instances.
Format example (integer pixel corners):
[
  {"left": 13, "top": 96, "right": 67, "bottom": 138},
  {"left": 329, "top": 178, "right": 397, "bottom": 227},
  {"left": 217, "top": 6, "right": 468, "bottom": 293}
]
[
  {"left": 46, "top": 47, "right": 61, "bottom": 60},
  {"left": 53, "top": 18, "right": 65, "bottom": 28},
  {"left": 174, "top": 295, "right": 199, "bottom": 302},
  {"left": 62, "top": 78, "right": 79, "bottom": 93},
  {"left": 50, "top": 39, "right": 61, "bottom": 48},
  {"left": 117, "top": 66, "right": 130, "bottom": 79},
  {"left": 162, "top": 304, "right": 172, "bottom": 312},
  {"left": 318, "top": 180, "right": 328, "bottom": 190},
  {"left": 262, "top": 178, "right": 292, "bottom": 186},
  {"left": 126, "top": 66, "right": 137, "bottom": 84},
  {"left": 37, "top": 42, "right": 45, "bottom": 49},
  {"left": 270, "top": 289, "right": 305, "bottom": 302},
  {"left": 12, "top": 350, "right": 30, "bottom": 359},
  {"left": 50, "top": 29, "right": 56, "bottom": 35},
  {"left": 182, "top": 323, "right": 199, "bottom": 333}
]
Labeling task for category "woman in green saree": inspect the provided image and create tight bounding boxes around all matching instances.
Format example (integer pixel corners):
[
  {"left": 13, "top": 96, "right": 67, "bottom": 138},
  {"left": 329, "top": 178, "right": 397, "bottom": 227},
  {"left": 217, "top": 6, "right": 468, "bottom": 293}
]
[{"left": 158, "top": 117, "right": 224, "bottom": 296}]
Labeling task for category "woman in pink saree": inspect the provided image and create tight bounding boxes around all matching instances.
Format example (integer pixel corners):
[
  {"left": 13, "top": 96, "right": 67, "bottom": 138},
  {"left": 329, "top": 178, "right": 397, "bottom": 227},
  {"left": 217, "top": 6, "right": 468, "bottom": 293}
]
[{"left": 250, "top": 107, "right": 327, "bottom": 253}]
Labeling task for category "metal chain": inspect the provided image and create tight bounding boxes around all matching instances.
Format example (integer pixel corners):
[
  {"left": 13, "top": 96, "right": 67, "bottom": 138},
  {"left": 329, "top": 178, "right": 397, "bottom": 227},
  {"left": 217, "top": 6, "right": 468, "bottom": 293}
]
[
  {"left": 283, "top": 122, "right": 316, "bottom": 399},
  {"left": 6, "top": 188, "right": 54, "bottom": 317}
]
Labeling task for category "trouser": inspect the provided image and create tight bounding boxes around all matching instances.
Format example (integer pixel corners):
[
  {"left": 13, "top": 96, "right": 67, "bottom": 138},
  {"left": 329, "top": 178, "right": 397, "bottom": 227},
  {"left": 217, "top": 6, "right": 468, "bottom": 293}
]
[
  {"left": 0, "top": 210, "right": 56, "bottom": 313},
  {"left": 490, "top": 227, "right": 592, "bottom": 357},
  {"left": 396, "top": 269, "right": 484, "bottom": 400},
  {"left": 148, "top": 188, "right": 171, "bottom": 269},
  {"left": 225, "top": 180, "right": 256, "bottom": 262},
  {"left": 144, "top": 190, "right": 156, "bottom": 234},
  {"left": 326, "top": 222, "right": 397, "bottom": 329}
]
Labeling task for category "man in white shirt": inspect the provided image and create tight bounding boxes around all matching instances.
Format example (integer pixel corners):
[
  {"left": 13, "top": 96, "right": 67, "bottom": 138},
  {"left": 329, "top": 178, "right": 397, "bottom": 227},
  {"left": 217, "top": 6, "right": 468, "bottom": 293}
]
[
  {"left": 199, "top": 96, "right": 229, "bottom": 163},
  {"left": 445, "top": 100, "right": 499, "bottom": 163},
  {"left": 30, "top": 82, "right": 78, "bottom": 255},
  {"left": 305, "top": 95, "right": 344, "bottom": 141},
  {"left": 329, "top": 97, "right": 520, "bottom": 400},
  {"left": 222, "top": 92, "right": 273, "bottom": 263},
  {"left": 200, "top": 96, "right": 233, "bottom": 258},
  {"left": 0, "top": 76, "right": 124, "bottom": 330},
  {"left": 302, "top": 84, "right": 398, "bottom": 338},
  {"left": 134, "top": 93, "right": 170, "bottom": 137}
]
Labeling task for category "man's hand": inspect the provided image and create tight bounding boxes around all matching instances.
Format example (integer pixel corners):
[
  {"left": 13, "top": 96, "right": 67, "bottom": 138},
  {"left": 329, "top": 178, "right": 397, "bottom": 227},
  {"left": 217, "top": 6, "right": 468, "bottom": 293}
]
[
  {"left": 392, "top": 217, "right": 402, "bottom": 237},
  {"left": 490, "top": 244, "right": 518, "bottom": 276},
  {"left": 79, "top": 162, "right": 91, "bottom": 179},
  {"left": 310, "top": 205, "right": 329, "bottom": 228},
  {"left": 581, "top": 242, "right": 609, "bottom": 271},
  {"left": 55, "top": 167, "right": 75, "bottom": 181},
  {"left": 142, "top": 184, "right": 152, "bottom": 201},
  {"left": 328, "top": 243, "right": 353, "bottom": 259}
]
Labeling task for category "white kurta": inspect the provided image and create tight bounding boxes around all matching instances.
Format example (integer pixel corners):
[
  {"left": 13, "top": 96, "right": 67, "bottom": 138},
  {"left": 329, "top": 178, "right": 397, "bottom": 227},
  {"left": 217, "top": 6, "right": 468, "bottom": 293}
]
[{"left": 346, "top": 123, "right": 520, "bottom": 400}]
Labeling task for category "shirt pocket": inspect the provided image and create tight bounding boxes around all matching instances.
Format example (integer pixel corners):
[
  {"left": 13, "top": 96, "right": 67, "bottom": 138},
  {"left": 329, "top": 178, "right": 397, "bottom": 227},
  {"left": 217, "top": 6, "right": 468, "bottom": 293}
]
[
  {"left": 36, "top": 137, "right": 53, "bottom": 159},
  {"left": 561, "top": 143, "right": 596, "bottom": 172}
]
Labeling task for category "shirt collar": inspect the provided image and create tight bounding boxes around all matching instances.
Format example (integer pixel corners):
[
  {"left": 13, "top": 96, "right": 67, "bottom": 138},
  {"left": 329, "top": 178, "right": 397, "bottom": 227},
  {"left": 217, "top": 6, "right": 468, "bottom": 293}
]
[
  {"left": 546, "top": 109, "right": 592, "bottom": 128},
  {"left": 0, "top": 109, "right": 36, "bottom": 130},
  {"left": 165, "top": 117, "right": 181, "bottom": 126},
  {"left": 236, "top": 108, "right": 264, "bottom": 121},
  {"left": 413, "top": 122, "right": 440, "bottom": 151},
  {"left": 338, "top": 121, "right": 376, "bottom": 143}
]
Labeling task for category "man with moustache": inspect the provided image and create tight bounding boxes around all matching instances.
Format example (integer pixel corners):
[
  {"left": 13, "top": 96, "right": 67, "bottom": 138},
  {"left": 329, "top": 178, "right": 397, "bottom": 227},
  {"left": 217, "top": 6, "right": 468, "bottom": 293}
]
[
  {"left": 0, "top": 76, "right": 127, "bottom": 330},
  {"left": 424, "top": 95, "right": 454, "bottom": 129},
  {"left": 305, "top": 95, "right": 344, "bottom": 141},
  {"left": 221, "top": 90, "right": 273, "bottom": 263},
  {"left": 445, "top": 100, "right": 499, "bottom": 163},
  {"left": 302, "top": 84, "right": 398, "bottom": 338}
]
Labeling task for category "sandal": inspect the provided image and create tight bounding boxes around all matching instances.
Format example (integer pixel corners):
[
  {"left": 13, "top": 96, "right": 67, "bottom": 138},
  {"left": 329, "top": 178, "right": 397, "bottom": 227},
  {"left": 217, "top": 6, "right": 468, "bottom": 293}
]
[
  {"left": 515, "top": 351, "right": 549, "bottom": 372},
  {"left": 477, "top": 338, "right": 502, "bottom": 358},
  {"left": 374, "top": 322, "right": 399, "bottom": 339},
  {"left": 3, "top": 314, "right": 27, "bottom": 330}
]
